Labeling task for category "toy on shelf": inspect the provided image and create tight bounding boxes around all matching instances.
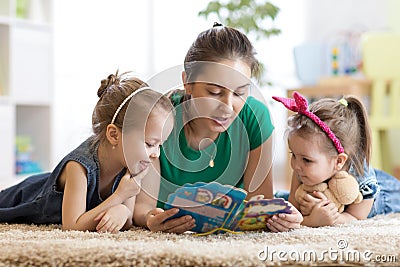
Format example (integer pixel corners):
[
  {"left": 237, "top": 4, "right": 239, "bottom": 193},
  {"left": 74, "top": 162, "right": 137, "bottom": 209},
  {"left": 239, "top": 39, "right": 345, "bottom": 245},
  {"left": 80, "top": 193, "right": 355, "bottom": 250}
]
[
  {"left": 331, "top": 46, "right": 340, "bottom": 76},
  {"left": 293, "top": 30, "right": 362, "bottom": 86},
  {"left": 15, "top": 135, "right": 42, "bottom": 175},
  {"left": 327, "top": 29, "right": 363, "bottom": 77}
]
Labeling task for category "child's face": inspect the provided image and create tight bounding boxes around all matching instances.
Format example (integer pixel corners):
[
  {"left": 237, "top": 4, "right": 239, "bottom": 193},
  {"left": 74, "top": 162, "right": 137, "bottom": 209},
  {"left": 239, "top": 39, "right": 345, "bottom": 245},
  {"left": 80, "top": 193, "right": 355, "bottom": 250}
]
[
  {"left": 123, "top": 111, "right": 174, "bottom": 176},
  {"left": 288, "top": 133, "right": 338, "bottom": 186}
]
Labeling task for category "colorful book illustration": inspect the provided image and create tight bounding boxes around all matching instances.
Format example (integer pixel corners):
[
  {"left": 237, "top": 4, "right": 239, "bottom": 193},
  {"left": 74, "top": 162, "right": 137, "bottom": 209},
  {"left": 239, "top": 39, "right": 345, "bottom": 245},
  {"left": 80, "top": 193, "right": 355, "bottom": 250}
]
[{"left": 164, "top": 182, "right": 292, "bottom": 233}]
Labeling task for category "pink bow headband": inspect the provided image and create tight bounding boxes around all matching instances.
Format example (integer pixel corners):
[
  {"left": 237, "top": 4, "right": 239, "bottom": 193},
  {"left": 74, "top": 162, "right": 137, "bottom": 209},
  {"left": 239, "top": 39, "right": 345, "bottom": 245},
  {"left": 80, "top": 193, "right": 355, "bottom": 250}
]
[{"left": 272, "top": 91, "right": 344, "bottom": 154}]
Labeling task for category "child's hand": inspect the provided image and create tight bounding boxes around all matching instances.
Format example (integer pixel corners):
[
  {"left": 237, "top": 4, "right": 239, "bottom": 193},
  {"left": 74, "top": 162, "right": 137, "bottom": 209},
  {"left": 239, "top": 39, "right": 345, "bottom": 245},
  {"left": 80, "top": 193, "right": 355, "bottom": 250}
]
[
  {"left": 145, "top": 208, "right": 195, "bottom": 234},
  {"left": 266, "top": 202, "right": 303, "bottom": 232},
  {"left": 307, "top": 200, "right": 339, "bottom": 227},
  {"left": 94, "top": 204, "right": 130, "bottom": 233},
  {"left": 297, "top": 191, "right": 323, "bottom": 215},
  {"left": 115, "top": 169, "right": 148, "bottom": 201}
]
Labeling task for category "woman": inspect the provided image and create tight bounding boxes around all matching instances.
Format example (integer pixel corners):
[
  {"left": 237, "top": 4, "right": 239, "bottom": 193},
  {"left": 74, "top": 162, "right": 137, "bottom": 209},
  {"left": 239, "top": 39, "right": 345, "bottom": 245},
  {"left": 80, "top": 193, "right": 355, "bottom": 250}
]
[{"left": 134, "top": 24, "right": 303, "bottom": 233}]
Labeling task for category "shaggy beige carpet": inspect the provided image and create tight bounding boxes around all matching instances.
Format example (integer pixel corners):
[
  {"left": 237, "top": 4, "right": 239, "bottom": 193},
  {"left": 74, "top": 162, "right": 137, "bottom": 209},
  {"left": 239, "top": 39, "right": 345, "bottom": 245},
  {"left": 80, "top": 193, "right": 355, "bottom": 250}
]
[{"left": 0, "top": 214, "right": 399, "bottom": 267}]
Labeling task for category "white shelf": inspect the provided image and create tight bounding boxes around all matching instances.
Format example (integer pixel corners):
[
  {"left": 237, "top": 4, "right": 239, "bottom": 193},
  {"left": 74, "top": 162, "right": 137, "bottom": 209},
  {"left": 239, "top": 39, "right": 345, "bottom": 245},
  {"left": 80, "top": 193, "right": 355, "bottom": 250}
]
[
  {"left": 0, "top": 16, "right": 51, "bottom": 28},
  {"left": 0, "top": 16, "right": 12, "bottom": 25},
  {"left": 0, "top": 0, "right": 53, "bottom": 181},
  {"left": 0, "top": 96, "right": 12, "bottom": 104},
  {"left": 0, "top": 103, "right": 15, "bottom": 180},
  {"left": 16, "top": 105, "right": 51, "bottom": 172},
  {"left": 11, "top": 25, "right": 52, "bottom": 104}
]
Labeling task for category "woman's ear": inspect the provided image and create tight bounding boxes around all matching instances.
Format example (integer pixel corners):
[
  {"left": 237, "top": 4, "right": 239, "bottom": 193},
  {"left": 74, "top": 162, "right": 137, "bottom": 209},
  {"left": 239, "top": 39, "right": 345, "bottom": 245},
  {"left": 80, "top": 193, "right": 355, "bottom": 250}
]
[
  {"left": 335, "top": 153, "right": 348, "bottom": 170},
  {"left": 106, "top": 124, "right": 120, "bottom": 147},
  {"left": 181, "top": 71, "right": 187, "bottom": 84}
]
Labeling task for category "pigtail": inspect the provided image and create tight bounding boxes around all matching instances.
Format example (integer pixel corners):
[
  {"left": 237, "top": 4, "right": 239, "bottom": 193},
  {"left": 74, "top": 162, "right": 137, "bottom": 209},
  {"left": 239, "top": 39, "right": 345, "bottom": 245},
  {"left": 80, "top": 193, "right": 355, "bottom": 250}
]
[{"left": 346, "top": 96, "right": 372, "bottom": 175}]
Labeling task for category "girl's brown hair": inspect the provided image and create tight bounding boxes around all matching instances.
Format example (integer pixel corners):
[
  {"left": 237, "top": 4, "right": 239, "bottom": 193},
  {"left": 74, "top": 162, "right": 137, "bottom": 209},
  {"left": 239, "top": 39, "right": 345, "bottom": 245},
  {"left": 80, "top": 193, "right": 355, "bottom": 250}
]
[
  {"left": 287, "top": 96, "right": 371, "bottom": 176},
  {"left": 92, "top": 71, "right": 173, "bottom": 146},
  {"left": 184, "top": 25, "right": 260, "bottom": 80}
]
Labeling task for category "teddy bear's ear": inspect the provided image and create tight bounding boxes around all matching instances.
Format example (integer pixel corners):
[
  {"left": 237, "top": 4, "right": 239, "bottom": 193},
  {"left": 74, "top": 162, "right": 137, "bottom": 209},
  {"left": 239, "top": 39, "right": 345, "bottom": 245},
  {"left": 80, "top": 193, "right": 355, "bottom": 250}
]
[
  {"left": 333, "top": 171, "right": 350, "bottom": 179},
  {"left": 295, "top": 184, "right": 306, "bottom": 202},
  {"left": 329, "top": 170, "right": 360, "bottom": 205},
  {"left": 311, "top": 183, "right": 328, "bottom": 191}
]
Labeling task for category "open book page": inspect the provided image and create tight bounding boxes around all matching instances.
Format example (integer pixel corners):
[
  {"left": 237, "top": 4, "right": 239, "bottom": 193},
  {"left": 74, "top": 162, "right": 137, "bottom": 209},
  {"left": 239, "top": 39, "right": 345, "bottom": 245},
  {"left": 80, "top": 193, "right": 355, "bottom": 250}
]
[
  {"left": 164, "top": 182, "right": 247, "bottom": 233},
  {"left": 231, "top": 198, "right": 292, "bottom": 231},
  {"left": 164, "top": 182, "right": 291, "bottom": 233}
]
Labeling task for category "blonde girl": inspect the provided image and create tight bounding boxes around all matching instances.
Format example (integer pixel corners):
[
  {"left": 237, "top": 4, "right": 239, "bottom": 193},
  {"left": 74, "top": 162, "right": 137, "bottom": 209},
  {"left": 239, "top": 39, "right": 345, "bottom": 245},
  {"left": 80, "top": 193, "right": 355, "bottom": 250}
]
[{"left": 0, "top": 71, "right": 174, "bottom": 233}]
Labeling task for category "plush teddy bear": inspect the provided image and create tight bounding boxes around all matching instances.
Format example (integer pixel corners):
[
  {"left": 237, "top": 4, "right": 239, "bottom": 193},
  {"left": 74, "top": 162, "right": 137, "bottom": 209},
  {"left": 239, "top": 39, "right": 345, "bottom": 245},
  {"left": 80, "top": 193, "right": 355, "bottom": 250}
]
[{"left": 295, "top": 171, "right": 363, "bottom": 213}]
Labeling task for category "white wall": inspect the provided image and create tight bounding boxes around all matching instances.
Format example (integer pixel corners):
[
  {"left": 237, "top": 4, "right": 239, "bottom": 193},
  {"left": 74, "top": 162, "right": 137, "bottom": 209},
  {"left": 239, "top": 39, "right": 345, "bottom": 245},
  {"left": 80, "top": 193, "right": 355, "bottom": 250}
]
[
  {"left": 304, "top": 0, "right": 390, "bottom": 42},
  {"left": 52, "top": 0, "right": 152, "bottom": 165},
  {"left": 151, "top": 0, "right": 212, "bottom": 74}
]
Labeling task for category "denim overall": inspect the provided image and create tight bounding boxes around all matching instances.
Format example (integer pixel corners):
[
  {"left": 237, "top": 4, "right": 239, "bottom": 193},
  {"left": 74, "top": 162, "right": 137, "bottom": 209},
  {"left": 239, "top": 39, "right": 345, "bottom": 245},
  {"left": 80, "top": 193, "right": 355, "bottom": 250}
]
[
  {"left": 368, "top": 169, "right": 400, "bottom": 217},
  {"left": 0, "top": 137, "right": 125, "bottom": 224},
  {"left": 350, "top": 164, "right": 400, "bottom": 218}
]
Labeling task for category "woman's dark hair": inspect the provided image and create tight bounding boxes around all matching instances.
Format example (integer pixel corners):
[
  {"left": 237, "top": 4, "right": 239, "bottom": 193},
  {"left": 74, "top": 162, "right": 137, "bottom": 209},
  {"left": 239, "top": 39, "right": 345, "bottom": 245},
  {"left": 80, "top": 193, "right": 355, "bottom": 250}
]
[{"left": 184, "top": 25, "right": 260, "bottom": 80}]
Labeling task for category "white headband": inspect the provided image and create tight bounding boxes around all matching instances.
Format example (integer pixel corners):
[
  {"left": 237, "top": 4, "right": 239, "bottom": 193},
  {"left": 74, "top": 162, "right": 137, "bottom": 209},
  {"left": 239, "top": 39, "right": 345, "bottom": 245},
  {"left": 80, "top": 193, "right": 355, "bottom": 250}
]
[{"left": 111, "top": 86, "right": 150, "bottom": 124}]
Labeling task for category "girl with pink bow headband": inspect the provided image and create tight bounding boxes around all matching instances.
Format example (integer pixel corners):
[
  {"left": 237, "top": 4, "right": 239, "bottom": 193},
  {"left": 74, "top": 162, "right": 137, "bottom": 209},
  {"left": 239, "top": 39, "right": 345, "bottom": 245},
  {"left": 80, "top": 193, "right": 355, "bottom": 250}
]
[{"left": 273, "top": 91, "right": 400, "bottom": 227}]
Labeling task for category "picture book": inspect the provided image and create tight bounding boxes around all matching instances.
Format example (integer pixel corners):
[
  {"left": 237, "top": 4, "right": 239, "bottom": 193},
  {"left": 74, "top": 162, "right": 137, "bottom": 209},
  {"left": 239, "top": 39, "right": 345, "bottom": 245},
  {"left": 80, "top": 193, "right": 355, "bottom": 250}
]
[{"left": 164, "top": 182, "right": 292, "bottom": 233}]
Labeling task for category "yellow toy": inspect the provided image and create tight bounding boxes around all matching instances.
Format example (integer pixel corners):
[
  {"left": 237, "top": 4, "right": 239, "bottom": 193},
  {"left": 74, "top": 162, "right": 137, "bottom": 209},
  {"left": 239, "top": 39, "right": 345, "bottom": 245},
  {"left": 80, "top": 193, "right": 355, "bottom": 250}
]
[{"left": 295, "top": 171, "right": 363, "bottom": 213}]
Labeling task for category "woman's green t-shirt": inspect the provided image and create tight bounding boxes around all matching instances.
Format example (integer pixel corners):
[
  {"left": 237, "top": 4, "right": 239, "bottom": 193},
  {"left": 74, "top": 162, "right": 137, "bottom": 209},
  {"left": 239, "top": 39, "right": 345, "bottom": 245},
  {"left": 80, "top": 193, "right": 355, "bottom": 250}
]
[{"left": 158, "top": 94, "right": 274, "bottom": 208}]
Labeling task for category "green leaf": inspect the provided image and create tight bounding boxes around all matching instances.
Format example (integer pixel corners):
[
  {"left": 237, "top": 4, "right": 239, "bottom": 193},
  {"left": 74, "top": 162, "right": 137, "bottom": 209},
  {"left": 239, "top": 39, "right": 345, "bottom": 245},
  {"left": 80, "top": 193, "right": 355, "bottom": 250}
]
[
  {"left": 240, "top": 0, "right": 251, "bottom": 7},
  {"left": 198, "top": 1, "right": 222, "bottom": 17}
]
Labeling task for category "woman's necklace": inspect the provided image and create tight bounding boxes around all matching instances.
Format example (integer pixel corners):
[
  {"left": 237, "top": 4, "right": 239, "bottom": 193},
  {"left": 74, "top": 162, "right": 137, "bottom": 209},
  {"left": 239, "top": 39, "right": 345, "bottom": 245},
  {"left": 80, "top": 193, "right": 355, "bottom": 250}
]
[
  {"left": 201, "top": 138, "right": 219, "bottom": 168},
  {"left": 185, "top": 125, "right": 220, "bottom": 168}
]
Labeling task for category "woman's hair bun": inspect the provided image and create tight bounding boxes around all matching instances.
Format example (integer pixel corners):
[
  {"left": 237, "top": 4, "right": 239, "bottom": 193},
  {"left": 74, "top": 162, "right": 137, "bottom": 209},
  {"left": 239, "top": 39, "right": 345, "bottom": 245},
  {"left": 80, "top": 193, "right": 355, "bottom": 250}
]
[{"left": 213, "top": 22, "right": 223, "bottom": 27}]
